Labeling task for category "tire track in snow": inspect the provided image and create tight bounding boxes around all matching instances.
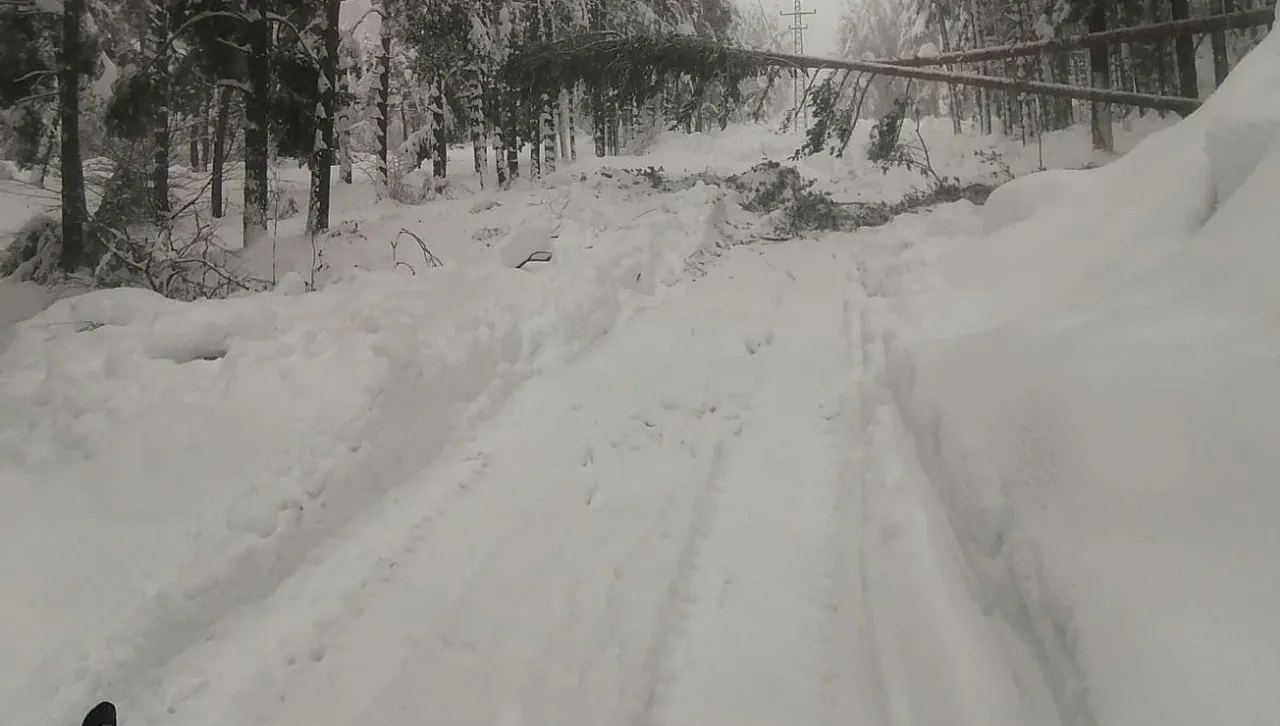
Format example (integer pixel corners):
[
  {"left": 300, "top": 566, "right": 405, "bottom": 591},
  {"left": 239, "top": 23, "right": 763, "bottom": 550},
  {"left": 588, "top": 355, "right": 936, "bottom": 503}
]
[
  {"left": 125, "top": 241, "right": 897, "bottom": 726},
  {"left": 854, "top": 293, "right": 1053, "bottom": 724},
  {"left": 643, "top": 245, "right": 873, "bottom": 726},
  {"left": 823, "top": 290, "right": 892, "bottom": 726},
  {"left": 333, "top": 342, "right": 753, "bottom": 726},
  {"left": 138, "top": 275, "right": 771, "bottom": 726},
  {"left": 631, "top": 433, "right": 733, "bottom": 726}
]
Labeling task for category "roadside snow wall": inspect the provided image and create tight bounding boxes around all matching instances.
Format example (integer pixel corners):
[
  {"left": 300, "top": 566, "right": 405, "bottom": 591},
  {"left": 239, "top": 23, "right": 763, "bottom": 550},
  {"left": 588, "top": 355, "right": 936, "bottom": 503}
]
[{"left": 863, "top": 13, "right": 1280, "bottom": 726}]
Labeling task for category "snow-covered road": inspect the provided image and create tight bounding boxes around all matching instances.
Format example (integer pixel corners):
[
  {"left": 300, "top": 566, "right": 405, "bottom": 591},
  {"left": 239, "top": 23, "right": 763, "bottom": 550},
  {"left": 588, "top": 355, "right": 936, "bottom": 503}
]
[
  {"left": 14, "top": 31, "right": 1280, "bottom": 718},
  {"left": 119, "top": 240, "right": 899, "bottom": 726}
]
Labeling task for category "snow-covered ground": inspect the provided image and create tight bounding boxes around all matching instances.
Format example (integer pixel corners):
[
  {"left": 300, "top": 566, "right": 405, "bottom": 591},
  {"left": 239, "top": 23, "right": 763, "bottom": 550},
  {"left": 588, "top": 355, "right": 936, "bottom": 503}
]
[{"left": 4, "top": 21, "right": 1280, "bottom": 726}]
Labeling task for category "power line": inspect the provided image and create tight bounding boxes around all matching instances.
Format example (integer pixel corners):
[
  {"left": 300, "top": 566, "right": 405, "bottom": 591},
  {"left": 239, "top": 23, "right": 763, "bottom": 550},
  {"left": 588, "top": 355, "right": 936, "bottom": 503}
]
[{"left": 779, "top": 0, "right": 815, "bottom": 129}]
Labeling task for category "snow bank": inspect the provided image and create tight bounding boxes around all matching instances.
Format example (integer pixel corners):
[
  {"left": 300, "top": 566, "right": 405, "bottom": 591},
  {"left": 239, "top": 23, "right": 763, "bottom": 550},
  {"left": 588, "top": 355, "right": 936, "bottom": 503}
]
[
  {"left": 0, "top": 179, "right": 731, "bottom": 726},
  {"left": 860, "top": 17, "right": 1280, "bottom": 726},
  {"left": 608, "top": 112, "right": 1172, "bottom": 219}
]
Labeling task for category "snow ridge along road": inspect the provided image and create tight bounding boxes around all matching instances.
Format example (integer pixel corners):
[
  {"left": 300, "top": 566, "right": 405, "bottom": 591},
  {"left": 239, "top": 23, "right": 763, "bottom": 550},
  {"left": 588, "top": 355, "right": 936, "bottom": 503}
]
[{"left": 112, "top": 239, "right": 897, "bottom": 726}]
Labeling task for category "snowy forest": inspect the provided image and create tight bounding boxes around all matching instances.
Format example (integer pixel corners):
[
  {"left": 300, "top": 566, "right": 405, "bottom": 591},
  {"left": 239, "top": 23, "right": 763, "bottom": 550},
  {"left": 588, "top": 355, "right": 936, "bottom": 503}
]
[
  {"left": 4, "top": 0, "right": 1280, "bottom": 724},
  {"left": 0, "top": 0, "right": 1268, "bottom": 298}
]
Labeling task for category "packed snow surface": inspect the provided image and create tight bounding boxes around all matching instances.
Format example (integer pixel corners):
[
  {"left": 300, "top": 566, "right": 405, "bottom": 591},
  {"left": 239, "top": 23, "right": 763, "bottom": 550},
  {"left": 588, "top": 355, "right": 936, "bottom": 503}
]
[{"left": 4, "top": 18, "right": 1280, "bottom": 726}]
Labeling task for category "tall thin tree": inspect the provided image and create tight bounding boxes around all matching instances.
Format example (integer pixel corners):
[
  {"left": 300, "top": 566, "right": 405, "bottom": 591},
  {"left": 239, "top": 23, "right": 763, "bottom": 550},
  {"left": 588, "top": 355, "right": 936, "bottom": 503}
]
[
  {"left": 307, "top": 0, "right": 341, "bottom": 234},
  {"left": 243, "top": 0, "right": 271, "bottom": 247},
  {"left": 59, "top": 0, "right": 90, "bottom": 270},
  {"left": 211, "top": 86, "right": 233, "bottom": 217},
  {"left": 376, "top": 20, "right": 391, "bottom": 188},
  {"left": 1170, "top": 0, "right": 1198, "bottom": 98},
  {"left": 540, "top": 0, "right": 557, "bottom": 174},
  {"left": 149, "top": 0, "right": 171, "bottom": 216}
]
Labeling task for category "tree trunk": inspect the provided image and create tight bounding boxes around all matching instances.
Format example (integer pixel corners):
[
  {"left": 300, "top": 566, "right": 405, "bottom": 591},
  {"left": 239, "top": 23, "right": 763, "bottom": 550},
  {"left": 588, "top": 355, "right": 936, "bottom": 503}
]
[
  {"left": 506, "top": 124, "right": 520, "bottom": 181},
  {"left": 890, "top": 6, "right": 1273, "bottom": 69},
  {"left": 542, "top": 96, "right": 557, "bottom": 174},
  {"left": 306, "top": 0, "right": 340, "bottom": 235},
  {"left": 1088, "top": 0, "right": 1114, "bottom": 152},
  {"left": 494, "top": 93, "right": 508, "bottom": 189},
  {"left": 934, "top": 3, "right": 962, "bottom": 134},
  {"left": 398, "top": 100, "right": 409, "bottom": 161},
  {"left": 503, "top": 86, "right": 520, "bottom": 182},
  {"left": 733, "top": 35, "right": 1204, "bottom": 115},
  {"left": 568, "top": 84, "right": 577, "bottom": 161},
  {"left": 593, "top": 90, "right": 606, "bottom": 156},
  {"left": 606, "top": 91, "right": 619, "bottom": 154},
  {"left": 376, "top": 29, "right": 391, "bottom": 188},
  {"left": 1211, "top": 0, "right": 1234, "bottom": 86},
  {"left": 1170, "top": 0, "right": 1199, "bottom": 99},
  {"left": 1056, "top": 52, "right": 1074, "bottom": 128},
  {"left": 558, "top": 89, "right": 569, "bottom": 161},
  {"left": 150, "top": 0, "right": 171, "bottom": 217},
  {"left": 529, "top": 107, "right": 541, "bottom": 178},
  {"left": 58, "top": 0, "right": 89, "bottom": 271},
  {"left": 630, "top": 96, "right": 642, "bottom": 141},
  {"left": 539, "top": 0, "right": 558, "bottom": 173},
  {"left": 338, "top": 44, "right": 353, "bottom": 184},
  {"left": 470, "top": 65, "right": 488, "bottom": 188},
  {"left": 431, "top": 73, "right": 447, "bottom": 177},
  {"left": 1147, "top": 0, "right": 1169, "bottom": 115},
  {"left": 211, "top": 85, "right": 232, "bottom": 218},
  {"left": 199, "top": 94, "right": 211, "bottom": 172},
  {"left": 35, "top": 110, "right": 58, "bottom": 188},
  {"left": 410, "top": 98, "right": 431, "bottom": 167},
  {"left": 243, "top": 0, "right": 271, "bottom": 248},
  {"left": 587, "top": 0, "right": 606, "bottom": 157}
]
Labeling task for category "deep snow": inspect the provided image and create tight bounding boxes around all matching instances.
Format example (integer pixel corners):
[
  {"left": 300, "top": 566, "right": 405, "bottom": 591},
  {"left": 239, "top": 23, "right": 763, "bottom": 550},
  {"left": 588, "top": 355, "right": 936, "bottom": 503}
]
[
  {"left": 858, "top": 15, "right": 1280, "bottom": 726},
  {"left": 3, "top": 20, "right": 1279, "bottom": 726}
]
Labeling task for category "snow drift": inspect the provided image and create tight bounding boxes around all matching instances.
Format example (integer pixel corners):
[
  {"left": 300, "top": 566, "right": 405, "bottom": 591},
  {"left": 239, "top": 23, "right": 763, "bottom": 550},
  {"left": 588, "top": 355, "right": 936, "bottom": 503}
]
[
  {"left": 862, "top": 12, "right": 1280, "bottom": 726},
  {"left": 0, "top": 179, "right": 732, "bottom": 726}
]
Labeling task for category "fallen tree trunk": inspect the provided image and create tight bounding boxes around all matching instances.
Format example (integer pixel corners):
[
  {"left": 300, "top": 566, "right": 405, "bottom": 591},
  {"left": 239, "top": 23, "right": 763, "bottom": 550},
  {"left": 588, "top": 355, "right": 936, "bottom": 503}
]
[
  {"left": 782, "top": 57, "right": 1201, "bottom": 115},
  {"left": 880, "top": 5, "right": 1274, "bottom": 68},
  {"left": 505, "top": 32, "right": 1203, "bottom": 117}
]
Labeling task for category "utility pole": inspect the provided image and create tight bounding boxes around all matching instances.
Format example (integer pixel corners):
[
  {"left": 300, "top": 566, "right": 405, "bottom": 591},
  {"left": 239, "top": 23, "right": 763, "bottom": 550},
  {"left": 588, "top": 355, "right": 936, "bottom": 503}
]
[{"left": 780, "top": 0, "right": 815, "bottom": 129}]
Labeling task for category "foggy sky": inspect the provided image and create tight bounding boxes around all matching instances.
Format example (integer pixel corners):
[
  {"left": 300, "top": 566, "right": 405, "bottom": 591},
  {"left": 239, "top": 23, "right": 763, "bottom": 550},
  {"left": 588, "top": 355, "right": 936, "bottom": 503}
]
[
  {"left": 341, "top": 0, "right": 851, "bottom": 58},
  {"left": 747, "top": 0, "right": 845, "bottom": 57}
]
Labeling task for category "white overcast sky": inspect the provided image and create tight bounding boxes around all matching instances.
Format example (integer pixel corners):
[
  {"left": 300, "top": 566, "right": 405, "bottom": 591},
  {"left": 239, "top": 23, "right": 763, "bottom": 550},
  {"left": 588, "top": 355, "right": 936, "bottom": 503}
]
[
  {"left": 341, "top": 0, "right": 850, "bottom": 58},
  {"left": 745, "top": 0, "right": 846, "bottom": 57}
]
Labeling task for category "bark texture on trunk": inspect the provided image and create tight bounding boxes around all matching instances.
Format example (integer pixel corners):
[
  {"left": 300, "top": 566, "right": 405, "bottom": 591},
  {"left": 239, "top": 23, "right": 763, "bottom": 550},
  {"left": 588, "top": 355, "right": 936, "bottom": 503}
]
[
  {"left": 211, "top": 85, "right": 232, "bottom": 218},
  {"left": 1210, "top": 0, "right": 1235, "bottom": 86},
  {"left": 243, "top": 0, "right": 271, "bottom": 248},
  {"left": 469, "top": 65, "right": 488, "bottom": 188},
  {"left": 568, "top": 84, "right": 577, "bottom": 161},
  {"left": 307, "top": 0, "right": 340, "bottom": 235},
  {"left": 494, "top": 98, "right": 508, "bottom": 188},
  {"left": 376, "top": 29, "right": 391, "bottom": 188},
  {"left": 1088, "top": 0, "right": 1114, "bottom": 152},
  {"left": 1170, "top": 0, "right": 1199, "bottom": 99},
  {"left": 59, "top": 0, "right": 89, "bottom": 271},
  {"left": 150, "top": 0, "right": 171, "bottom": 217},
  {"left": 338, "top": 44, "right": 354, "bottom": 184},
  {"left": 431, "top": 73, "right": 447, "bottom": 178}
]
